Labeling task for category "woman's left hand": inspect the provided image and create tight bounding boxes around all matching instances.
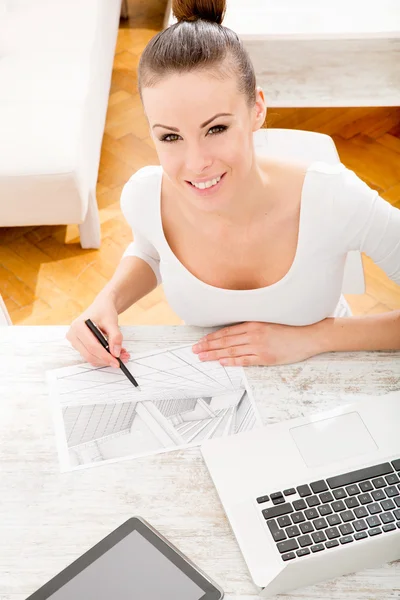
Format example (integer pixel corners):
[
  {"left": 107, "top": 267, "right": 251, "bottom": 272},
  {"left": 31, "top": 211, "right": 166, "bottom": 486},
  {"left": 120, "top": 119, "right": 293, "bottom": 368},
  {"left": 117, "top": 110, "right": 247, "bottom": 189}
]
[{"left": 192, "top": 320, "right": 328, "bottom": 367}]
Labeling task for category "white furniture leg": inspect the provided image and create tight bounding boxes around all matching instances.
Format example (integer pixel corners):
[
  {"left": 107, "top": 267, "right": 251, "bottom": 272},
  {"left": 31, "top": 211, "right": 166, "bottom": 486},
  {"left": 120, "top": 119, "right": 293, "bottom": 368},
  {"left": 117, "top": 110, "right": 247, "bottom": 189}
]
[
  {"left": 0, "top": 295, "right": 12, "bottom": 326},
  {"left": 79, "top": 190, "right": 101, "bottom": 249}
]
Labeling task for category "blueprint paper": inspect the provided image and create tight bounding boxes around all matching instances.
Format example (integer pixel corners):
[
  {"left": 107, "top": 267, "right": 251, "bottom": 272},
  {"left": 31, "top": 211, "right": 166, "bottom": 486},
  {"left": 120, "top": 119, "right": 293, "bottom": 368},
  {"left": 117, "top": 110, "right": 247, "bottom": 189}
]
[{"left": 46, "top": 344, "right": 262, "bottom": 472}]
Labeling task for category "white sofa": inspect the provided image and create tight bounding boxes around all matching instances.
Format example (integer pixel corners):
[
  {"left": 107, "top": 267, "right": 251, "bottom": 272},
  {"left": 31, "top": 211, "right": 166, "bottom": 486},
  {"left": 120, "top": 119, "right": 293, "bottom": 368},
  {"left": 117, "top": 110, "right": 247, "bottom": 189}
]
[{"left": 0, "top": 0, "right": 123, "bottom": 248}]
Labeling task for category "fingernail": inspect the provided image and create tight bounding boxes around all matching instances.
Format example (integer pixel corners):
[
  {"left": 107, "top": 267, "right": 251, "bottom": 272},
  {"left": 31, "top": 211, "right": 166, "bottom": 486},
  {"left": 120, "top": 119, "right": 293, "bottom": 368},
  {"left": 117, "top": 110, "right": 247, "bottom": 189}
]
[{"left": 113, "top": 344, "right": 121, "bottom": 357}]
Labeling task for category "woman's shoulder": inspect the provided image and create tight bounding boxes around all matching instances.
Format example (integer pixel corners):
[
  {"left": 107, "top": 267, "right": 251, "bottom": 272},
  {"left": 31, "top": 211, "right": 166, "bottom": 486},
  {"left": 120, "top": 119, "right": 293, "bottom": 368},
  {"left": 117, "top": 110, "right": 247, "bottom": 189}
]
[{"left": 120, "top": 165, "right": 163, "bottom": 224}]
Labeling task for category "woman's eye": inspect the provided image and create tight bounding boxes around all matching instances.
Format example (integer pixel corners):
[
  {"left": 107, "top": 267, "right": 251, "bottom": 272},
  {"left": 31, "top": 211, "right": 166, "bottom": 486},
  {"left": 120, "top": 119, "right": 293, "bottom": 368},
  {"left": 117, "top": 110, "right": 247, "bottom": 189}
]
[
  {"left": 207, "top": 125, "right": 227, "bottom": 135},
  {"left": 160, "top": 133, "right": 181, "bottom": 143},
  {"left": 159, "top": 125, "right": 227, "bottom": 143}
]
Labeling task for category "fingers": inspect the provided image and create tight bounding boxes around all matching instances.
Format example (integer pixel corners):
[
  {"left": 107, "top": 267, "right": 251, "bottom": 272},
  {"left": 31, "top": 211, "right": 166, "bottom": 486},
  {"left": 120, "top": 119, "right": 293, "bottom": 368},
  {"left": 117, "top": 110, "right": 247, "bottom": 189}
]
[
  {"left": 73, "top": 334, "right": 118, "bottom": 367},
  {"left": 196, "top": 343, "right": 252, "bottom": 363},
  {"left": 193, "top": 332, "right": 250, "bottom": 354},
  {"left": 219, "top": 355, "right": 259, "bottom": 367},
  {"left": 198, "top": 322, "right": 249, "bottom": 343}
]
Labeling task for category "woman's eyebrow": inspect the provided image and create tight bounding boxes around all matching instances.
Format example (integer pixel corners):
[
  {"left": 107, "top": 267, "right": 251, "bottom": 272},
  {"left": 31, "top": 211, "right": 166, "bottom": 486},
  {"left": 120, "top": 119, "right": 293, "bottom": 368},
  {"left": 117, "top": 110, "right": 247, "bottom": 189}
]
[{"left": 152, "top": 112, "right": 233, "bottom": 132}]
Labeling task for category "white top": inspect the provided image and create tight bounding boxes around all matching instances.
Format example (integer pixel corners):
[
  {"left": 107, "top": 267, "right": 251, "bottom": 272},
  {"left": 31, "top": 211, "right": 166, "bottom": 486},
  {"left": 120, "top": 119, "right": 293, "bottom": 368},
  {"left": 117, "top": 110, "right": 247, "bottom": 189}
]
[{"left": 121, "top": 163, "right": 400, "bottom": 328}]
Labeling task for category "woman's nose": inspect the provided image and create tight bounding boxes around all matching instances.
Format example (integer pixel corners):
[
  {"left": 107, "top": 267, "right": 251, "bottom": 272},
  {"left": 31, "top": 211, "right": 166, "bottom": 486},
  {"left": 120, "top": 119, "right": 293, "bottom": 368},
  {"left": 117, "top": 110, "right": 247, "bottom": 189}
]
[{"left": 185, "top": 143, "right": 213, "bottom": 174}]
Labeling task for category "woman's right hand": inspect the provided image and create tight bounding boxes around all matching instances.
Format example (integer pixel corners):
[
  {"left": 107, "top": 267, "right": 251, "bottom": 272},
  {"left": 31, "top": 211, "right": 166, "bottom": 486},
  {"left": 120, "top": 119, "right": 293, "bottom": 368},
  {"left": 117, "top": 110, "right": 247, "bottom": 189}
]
[{"left": 66, "top": 294, "right": 130, "bottom": 368}]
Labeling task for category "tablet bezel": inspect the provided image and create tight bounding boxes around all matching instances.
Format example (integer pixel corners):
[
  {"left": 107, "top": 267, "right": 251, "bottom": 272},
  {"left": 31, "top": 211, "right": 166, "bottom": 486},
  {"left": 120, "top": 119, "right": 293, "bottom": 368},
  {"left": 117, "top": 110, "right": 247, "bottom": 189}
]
[{"left": 26, "top": 517, "right": 224, "bottom": 600}]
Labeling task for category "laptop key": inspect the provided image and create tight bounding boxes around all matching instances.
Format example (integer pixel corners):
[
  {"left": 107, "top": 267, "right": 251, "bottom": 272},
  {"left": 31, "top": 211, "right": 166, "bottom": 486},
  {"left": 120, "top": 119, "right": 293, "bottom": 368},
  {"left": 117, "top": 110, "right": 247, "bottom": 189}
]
[
  {"left": 256, "top": 495, "right": 270, "bottom": 504},
  {"left": 354, "top": 531, "right": 368, "bottom": 540},
  {"left": 333, "top": 488, "right": 347, "bottom": 499},
  {"left": 327, "top": 514, "right": 341, "bottom": 526},
  {"left": 272, "top": 497, "right": 285, "bottom": 505},
  {"left": 297, "top": 485, "right": 312, "bottom": 497},
  {"left": 267, "top": 519, "right": 279, "bottom": 534},
  {"left": 319, "top": 492, "right": 334, "bottom": 503},
  {"left": 305, "top": 508, "right": 319, "bottom": 520},
  {"left": 293, "top": 499, "right": 307, "bottom": 511},
  {"left": 314, "top": 518, "right": 328, "bottom": 530},
  {"left": 386, "top": 486, "right": 399, "bottom": 497},
  {"left": 283, "top": 488, "right": 296, "bottom": 496},
  {"left": 358, "top": 493, "right": 373, "bottom": 505},
  {"left": 394, "top": 509, "right": 400, "bottom": 519},
  {"left": 281, "top": 552, "right": 296, "bottom": 561},
  {"left": 391, "top": 459, "right": 400, "bottom": 471},
  {"left": 273, "top": 530, "right": 286, "bottom": 542},
  {"left": 306, "top": 495, "right": 320, "bottom": 507},
  {"left": 346, "top": 484, "right": 360, "bottom": 496},
  {"left": 359, "top": 481, "right": 373, "bottom": 492},
  {"left": 395, "top": 498, "right": 400, "bottom": 508},
  {"left": 341, "top": 510, "right": 355, "bottom": 522},
  {"left": 354, "top": 506, "right": 368, "bottom": 518},
  {"left": 339, "top": 535, "right": 353, "bottom": 544},
  {"left": 368, "top": 503, "right": 382, "bottom": 515},
  {"left": 300, "top": 522, "right": 314, "bottom": 534},
  {"left": 298, "top": 534, "right": 313, "bottom": 547},
  {"left": 318, "top": 505, "right": 332, "bottom": 516},
  {"left": 312, "top": 531, "right": 326, "bottom": 543},
  {"left": 277, "top": 515, "right": 291, "bottom": 528},
  {"left": 277, "top": 539, "right": 298, "bottom": 554},
  {"left": 332, "top": 501, "right": 346, "bottom": 512},
  {"left": 292, "top": 512, "right": 305, "bottom": 524},
  {"left": 383, "top": 523, "right": 396, "bottom": 532},
  {"left": 372, "top": 477, "right": 386, "bottom": 489},
  {"left": 286, "top": 526, "right": 301, "bottom": 538},
  {"left": 325, "top": 539, "right": 339, "bottom": 549},
  {"left": 296, "top": 548, "right": 310, "bottom": 557},
  {"left": 353, "top": 519, "right": 367, "bottom": 531},
  {"left": 326, "top": 527, "right": 340, "bottom": 539},
  {"left": 339, "top": 523, "right": 354, "bottom": 535},
  {"left": 372, "top": 489, "right": 386, "bottom": 502},
  {"left": 263, "top": 503, "right": 293, "bottom": 520},
  {"left": 311, "top": 544, "right": 325, "bottom": 553},
  {"left": 386, "top": 473, "right": 399, "bottom": 485},
  {"left": 380, "top": 512, "right": 395, "bottom": 524},
  {"left": 327, "top": 463, "right": 394, "bottom": 489},
  {"left": 366, "top": 516, "right": 381, "bottom": 528},
  {"left": 271, "top": 492, "right": 283, "bottom": 500},
  {"left": 381, "top": 499, "right": 395, "bottom": 511},
  {"left": 345, "top": 497, "right": 359, "bottom": 509},
  {"left": 310, "top": 480, "right": 328, "bottom": 494},
  {"left": 368, "top": 527, "right": 382, "bottom": 536}
]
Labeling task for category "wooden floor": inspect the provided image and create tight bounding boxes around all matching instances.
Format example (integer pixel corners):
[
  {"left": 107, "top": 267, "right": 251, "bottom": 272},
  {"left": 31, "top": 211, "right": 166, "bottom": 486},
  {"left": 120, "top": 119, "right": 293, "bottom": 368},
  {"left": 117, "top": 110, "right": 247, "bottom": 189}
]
[{"left": 0, "top": 0, "right": 399, "bottom": 326}]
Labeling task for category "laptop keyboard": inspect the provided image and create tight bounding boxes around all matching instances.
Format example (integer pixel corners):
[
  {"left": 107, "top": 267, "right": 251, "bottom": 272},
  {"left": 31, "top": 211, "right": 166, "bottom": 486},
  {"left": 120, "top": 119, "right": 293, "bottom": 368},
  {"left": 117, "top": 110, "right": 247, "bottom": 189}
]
[{"left": 257, "top": 458, "right": 400, "bottom": 561}]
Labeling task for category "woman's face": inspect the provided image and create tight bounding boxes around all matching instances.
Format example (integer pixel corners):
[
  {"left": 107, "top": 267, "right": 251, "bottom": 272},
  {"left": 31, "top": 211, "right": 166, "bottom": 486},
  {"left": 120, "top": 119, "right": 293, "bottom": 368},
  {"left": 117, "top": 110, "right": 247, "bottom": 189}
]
[{"left": 142, "top": 70, "right": 266, "bottom": 212}]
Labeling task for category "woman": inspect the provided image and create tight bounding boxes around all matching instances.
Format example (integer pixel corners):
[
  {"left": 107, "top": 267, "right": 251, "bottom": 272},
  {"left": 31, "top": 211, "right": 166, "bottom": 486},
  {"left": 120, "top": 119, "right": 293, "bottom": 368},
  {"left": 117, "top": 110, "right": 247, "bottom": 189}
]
[{"left": 67, "top": 0, "right": 400, "bottom": 368}]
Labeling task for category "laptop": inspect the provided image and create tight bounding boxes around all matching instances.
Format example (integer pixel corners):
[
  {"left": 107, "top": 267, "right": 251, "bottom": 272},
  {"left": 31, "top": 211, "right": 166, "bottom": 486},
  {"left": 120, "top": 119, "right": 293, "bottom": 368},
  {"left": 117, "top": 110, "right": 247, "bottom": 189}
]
[{"left": 201, "top": 391, "right": 400, "bottom": 597}]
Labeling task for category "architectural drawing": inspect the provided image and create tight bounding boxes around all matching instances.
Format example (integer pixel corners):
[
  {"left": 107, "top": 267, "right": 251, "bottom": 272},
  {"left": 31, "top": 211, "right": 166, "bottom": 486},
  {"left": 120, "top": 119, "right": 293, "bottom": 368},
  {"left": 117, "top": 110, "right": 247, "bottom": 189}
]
[{"left": 47, "top": 344, "right": 262, "bottom": 471}]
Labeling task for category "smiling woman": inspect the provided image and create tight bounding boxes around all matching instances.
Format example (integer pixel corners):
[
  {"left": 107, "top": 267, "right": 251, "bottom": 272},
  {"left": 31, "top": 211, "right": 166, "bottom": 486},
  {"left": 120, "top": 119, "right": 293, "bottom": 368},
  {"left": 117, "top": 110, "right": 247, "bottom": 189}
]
[{"left": 66, "top": 0, "right": 400, "bottom": 369}]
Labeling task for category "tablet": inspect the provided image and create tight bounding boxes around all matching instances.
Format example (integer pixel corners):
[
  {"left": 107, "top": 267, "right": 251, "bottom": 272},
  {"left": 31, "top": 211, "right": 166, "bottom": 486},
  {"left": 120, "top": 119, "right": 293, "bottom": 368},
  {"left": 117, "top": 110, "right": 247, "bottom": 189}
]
[{"left": 26, "top": 517, "right": 224, "bottom": 600}]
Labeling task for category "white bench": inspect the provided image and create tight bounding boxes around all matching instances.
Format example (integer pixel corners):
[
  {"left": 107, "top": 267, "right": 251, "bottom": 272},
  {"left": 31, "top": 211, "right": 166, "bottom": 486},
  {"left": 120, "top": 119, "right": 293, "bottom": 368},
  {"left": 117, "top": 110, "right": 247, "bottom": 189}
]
[{"left": 166, "top": 1, "right": 400, "bottom": 107}]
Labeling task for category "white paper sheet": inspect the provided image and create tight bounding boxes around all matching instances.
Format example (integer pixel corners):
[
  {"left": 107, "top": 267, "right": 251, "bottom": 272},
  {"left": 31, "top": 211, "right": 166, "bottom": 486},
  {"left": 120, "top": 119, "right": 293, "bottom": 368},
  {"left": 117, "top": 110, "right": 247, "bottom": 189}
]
[{"left": 46, "top": 344, "right": 263, "bottom": 472}]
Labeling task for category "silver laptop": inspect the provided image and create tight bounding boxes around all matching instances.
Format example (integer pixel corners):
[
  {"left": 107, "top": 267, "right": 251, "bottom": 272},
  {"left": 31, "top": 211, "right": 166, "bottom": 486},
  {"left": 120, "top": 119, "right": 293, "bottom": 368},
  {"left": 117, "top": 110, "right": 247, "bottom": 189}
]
[{"left": 201, "top": 392, "right": 400, "bottom": 597}]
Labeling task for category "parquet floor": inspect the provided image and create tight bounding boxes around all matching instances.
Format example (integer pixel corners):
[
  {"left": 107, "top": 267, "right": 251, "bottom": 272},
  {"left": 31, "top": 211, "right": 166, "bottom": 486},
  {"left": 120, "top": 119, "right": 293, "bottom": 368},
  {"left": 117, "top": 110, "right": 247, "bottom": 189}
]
[{"left": 0, "top": 0, "right": 399, "bottom": 326}]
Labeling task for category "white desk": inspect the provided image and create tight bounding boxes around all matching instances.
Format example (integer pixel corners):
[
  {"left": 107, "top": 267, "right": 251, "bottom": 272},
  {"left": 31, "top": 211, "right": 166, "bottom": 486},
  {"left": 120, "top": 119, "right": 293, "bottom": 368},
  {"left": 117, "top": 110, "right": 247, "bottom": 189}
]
[
  {"left": 165, "top": 1, "right": 400, "bottom": 107},
  {"left": 1, "top": 325, "right": 400, "bottom": 599}
]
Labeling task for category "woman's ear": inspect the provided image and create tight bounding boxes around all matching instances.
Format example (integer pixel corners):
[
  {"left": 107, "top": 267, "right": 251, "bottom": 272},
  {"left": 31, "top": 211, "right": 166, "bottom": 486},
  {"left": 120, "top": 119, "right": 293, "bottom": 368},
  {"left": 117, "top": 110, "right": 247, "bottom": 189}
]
[{"left": 252, "top": 86, "right": 267, "bottom": 131}]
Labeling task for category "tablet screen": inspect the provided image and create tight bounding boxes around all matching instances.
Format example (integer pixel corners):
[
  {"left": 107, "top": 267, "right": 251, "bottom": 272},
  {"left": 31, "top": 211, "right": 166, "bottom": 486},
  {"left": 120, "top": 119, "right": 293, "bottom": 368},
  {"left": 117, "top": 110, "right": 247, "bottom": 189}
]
[{"left": 46, "top": 530, "right": 205, "bottom": 600}]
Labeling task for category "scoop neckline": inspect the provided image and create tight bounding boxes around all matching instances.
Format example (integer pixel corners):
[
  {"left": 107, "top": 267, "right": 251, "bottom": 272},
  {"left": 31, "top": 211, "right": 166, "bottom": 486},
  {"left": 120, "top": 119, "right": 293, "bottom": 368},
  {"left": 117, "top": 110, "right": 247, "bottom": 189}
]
[{"left": 156, "top": 164, "right": 315, "bottom": 294}]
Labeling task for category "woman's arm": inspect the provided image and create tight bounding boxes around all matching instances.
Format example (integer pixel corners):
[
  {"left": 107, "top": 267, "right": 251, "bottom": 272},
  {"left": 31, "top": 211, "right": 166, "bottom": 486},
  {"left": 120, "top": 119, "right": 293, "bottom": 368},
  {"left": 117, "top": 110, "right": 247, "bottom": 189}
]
[
  {"left": 316, "top": 310, "right": 400, "bottom": 353},
  {"left": 98, "top": 255, "right": 158, "bottom": 314}
]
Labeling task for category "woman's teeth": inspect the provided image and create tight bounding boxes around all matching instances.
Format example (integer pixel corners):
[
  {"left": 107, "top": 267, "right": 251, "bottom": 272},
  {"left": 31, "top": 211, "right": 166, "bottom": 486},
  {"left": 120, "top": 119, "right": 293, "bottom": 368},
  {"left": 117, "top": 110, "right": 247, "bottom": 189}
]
[{"left": 190, "top": 175, "right": 222, "bottom": 189}]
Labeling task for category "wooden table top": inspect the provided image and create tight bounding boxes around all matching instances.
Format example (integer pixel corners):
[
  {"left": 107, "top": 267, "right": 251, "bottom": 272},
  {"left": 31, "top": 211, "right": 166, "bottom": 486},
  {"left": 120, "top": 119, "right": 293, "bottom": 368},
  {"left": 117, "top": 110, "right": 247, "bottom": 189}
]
[{"left": 1, "top": 325, "right": 399, "bottom": 599}]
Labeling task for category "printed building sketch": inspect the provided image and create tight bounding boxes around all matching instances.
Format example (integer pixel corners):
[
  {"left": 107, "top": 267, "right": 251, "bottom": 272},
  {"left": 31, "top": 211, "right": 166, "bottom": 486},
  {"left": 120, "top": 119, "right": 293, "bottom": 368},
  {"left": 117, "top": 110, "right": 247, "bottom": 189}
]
[{"left": 48, "top": 344, "right": 261, "bottom": 471}]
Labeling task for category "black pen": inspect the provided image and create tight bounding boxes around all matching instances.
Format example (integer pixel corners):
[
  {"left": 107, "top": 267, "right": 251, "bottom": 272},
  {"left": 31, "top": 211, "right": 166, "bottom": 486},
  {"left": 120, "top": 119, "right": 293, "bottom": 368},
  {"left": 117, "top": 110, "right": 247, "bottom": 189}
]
[{"left": 84, "top": 319, "right": 140, "bottom": 389}]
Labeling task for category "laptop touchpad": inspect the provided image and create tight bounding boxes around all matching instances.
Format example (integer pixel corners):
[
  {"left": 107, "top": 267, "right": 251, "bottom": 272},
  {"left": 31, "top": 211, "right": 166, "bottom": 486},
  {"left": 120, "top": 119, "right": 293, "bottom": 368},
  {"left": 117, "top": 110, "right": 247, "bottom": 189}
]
[{"left": 289, "top": 412, "right": 378, "bottom": 468}]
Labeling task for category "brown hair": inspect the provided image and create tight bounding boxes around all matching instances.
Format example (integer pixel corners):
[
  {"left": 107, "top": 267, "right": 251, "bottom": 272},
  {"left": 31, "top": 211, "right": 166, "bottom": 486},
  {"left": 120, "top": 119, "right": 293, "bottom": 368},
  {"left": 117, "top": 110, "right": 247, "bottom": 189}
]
[{"left": 138, "top": 0, "right": 256, "bottom": 106}]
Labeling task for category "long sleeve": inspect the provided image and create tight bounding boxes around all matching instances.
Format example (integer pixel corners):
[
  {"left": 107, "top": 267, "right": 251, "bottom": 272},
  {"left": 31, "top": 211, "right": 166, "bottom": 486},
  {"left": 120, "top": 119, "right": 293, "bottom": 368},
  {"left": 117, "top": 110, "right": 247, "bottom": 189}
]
[
  {"left": 336, "top": 167, "right": 400, "bottom": 284},
  {"left": 120, "top": 171, "right": 162, "bottom": 285}
]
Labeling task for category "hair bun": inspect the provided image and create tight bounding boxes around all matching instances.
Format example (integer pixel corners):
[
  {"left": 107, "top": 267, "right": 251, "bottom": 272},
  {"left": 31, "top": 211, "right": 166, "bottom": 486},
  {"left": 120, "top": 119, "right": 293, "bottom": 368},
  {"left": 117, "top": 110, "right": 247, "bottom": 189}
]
[{"left": 172, "top": 0, "right": 226, "bottom": 25}]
